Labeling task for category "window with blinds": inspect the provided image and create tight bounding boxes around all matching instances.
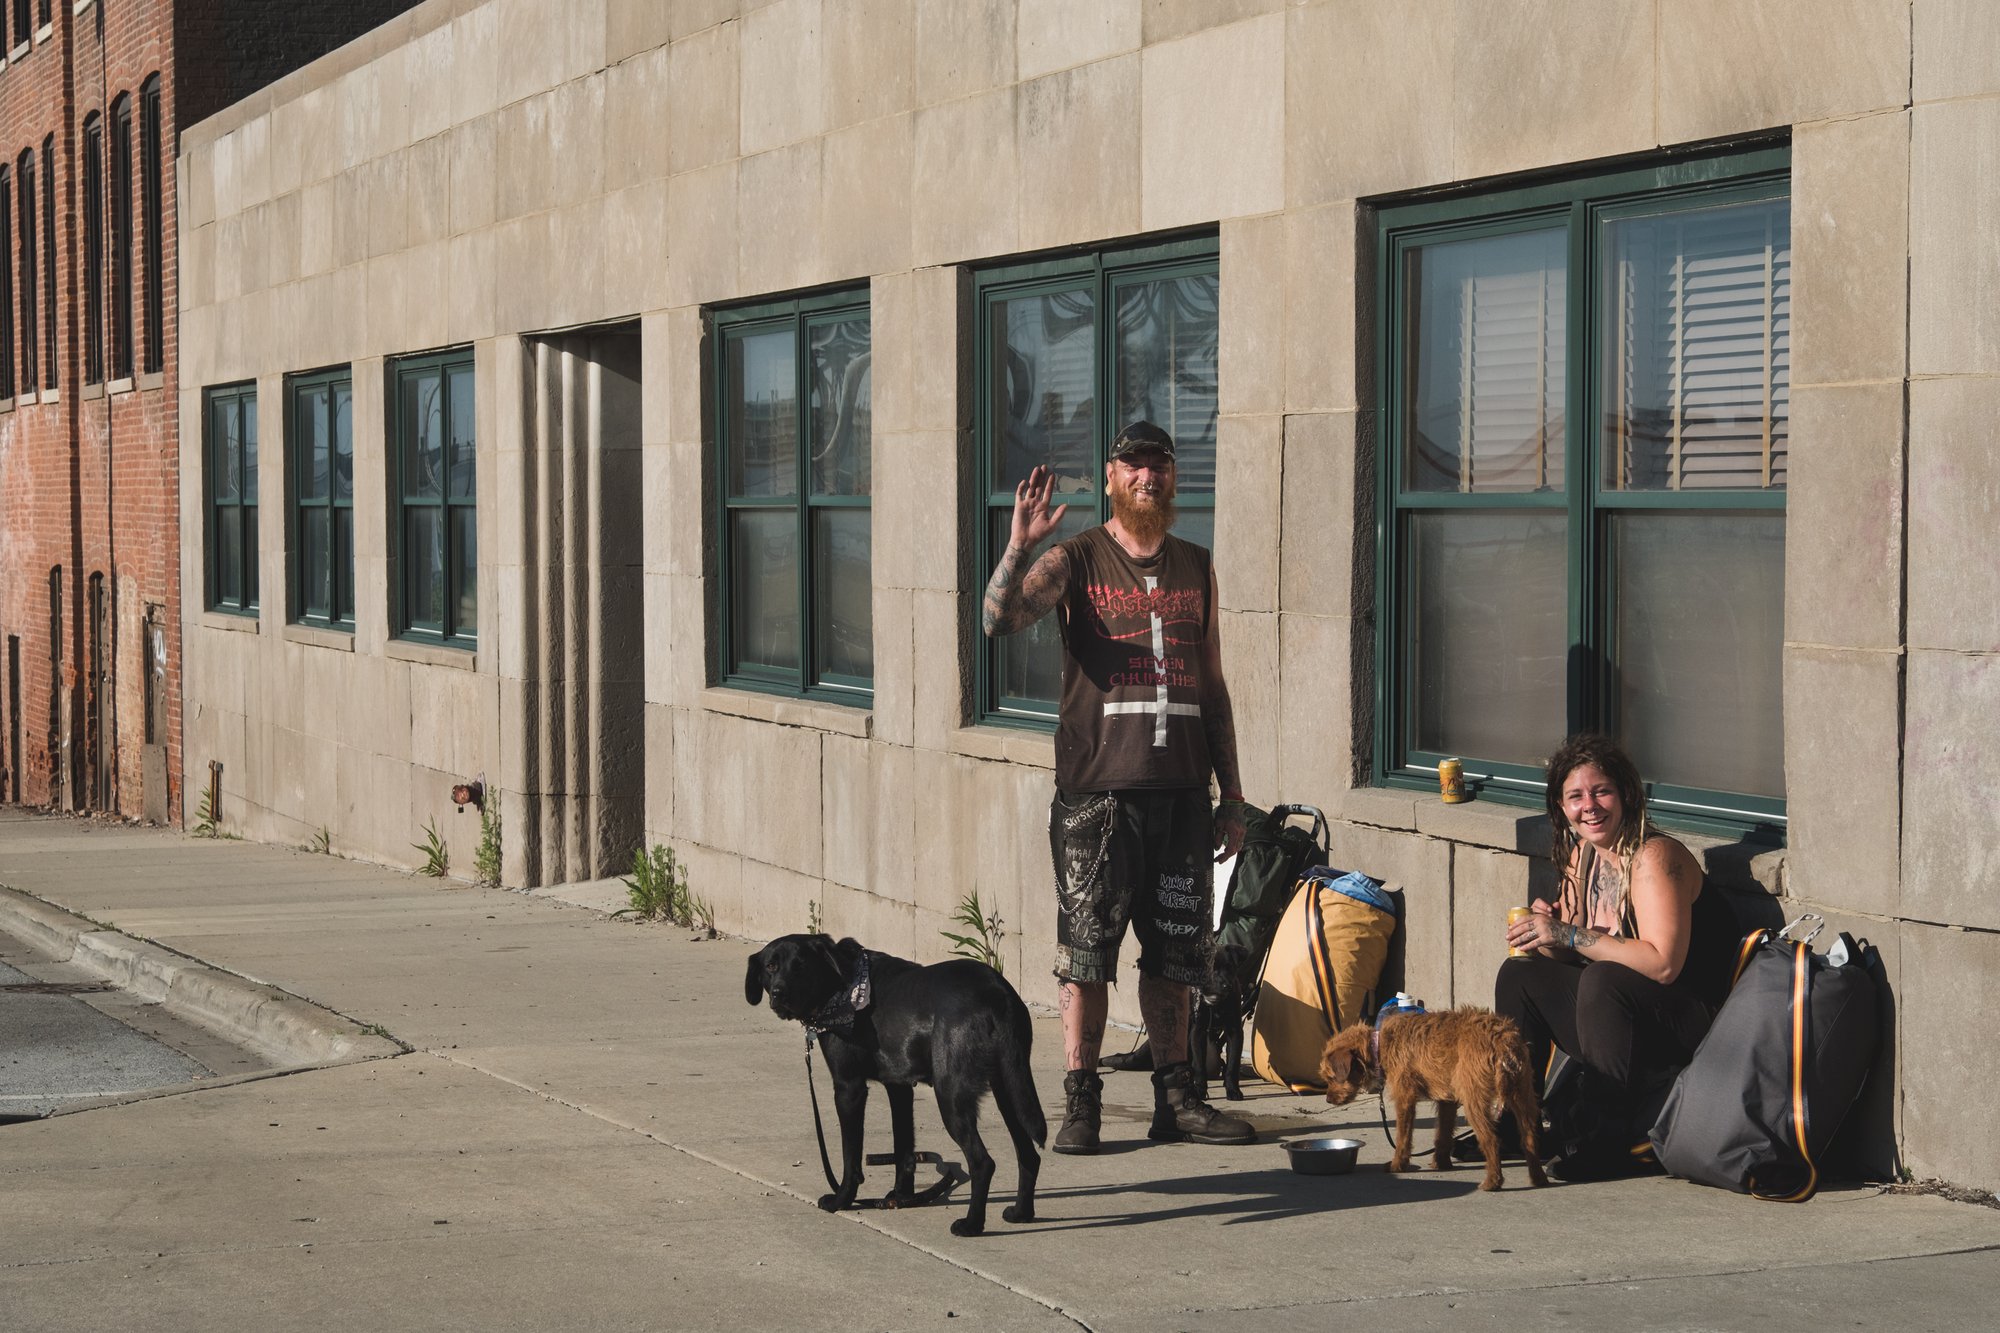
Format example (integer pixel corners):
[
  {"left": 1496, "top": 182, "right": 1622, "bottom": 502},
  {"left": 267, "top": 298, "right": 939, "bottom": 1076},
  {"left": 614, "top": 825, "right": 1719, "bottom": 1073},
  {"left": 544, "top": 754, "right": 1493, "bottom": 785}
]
[
  {"left": 1602, "top": 198, "right": 1790, "bottom": 493},
  {"left": 1405, "top": 227, "right": 1567, "bottom": 495},
  {"left": 1376, "top": 147, "right": 1790, "bottom": 834}
]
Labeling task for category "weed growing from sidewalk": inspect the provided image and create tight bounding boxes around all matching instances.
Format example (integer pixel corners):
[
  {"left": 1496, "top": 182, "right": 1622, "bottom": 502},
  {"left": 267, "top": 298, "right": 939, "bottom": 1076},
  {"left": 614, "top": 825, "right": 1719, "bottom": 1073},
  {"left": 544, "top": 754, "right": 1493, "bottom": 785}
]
[
  {"left": 619, "top": 843, "right": 690, "bottom": 924},
  {"left": 941, "top": 891, "right": 1006, "bottom": 975},
  {"left": 193, "top": 786, "right": 219, "bottom": 838},
  {"left": 807, "top": 899, "right": 824, "bottom": 936},
  {"left": 307, "top": 826, "right": 332, "bottom": 855},
  {"left": 414, "top": 818, "right": 451, "bottom": 877},
  {"left": 473, "top": 805, "right": 502, "bottom": 886}
]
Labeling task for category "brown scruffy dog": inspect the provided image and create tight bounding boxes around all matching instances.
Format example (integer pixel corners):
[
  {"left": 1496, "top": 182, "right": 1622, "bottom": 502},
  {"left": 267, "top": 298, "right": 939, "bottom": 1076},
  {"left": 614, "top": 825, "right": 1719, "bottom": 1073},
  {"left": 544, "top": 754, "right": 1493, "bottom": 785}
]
[{"left": 1318, "top": 1008, "right": 1549, "bottom": 1192}]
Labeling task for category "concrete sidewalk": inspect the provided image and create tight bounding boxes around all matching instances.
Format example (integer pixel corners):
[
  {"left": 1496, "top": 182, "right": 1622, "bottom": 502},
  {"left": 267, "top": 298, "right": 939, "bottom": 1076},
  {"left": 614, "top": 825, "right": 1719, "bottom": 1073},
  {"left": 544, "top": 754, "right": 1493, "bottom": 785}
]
[{"left": 2, "top": 809, "right": 1996, "bottom": 1332}]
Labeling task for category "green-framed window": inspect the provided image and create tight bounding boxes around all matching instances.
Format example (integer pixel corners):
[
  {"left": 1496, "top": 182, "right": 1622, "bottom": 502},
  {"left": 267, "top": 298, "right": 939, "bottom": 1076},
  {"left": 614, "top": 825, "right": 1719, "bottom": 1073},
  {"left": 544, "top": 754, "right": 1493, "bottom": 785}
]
[
  {"left": 1375, "top": 145, "right": 1790, "bottom": 836},
  {"left": 713, "top": 289, "right": 873, "bottom": 701},
  {"left": 974, "top": 235, "right": 1219, "bottom": 726},
  {"left": 288, "top": 367, "right": 355, "bottom": 630},
  {"left": 204, "top": 382, "right": 259, "bottom": 615},
  {"left": 392, "top": 349, "right": 476, "bottom": 646}
]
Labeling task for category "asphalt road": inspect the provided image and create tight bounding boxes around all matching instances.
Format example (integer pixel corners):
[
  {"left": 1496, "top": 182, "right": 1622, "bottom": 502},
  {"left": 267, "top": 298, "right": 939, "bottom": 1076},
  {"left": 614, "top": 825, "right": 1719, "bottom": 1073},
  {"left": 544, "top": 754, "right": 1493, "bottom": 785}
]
[{"left": 0, "top": 932, "right": 246, "bottom": 1119}]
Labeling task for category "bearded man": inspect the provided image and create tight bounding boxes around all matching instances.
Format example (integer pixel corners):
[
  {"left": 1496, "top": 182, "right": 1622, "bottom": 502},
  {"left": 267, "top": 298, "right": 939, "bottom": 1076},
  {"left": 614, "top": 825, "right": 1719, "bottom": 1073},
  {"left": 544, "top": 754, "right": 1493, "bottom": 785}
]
[{"left": 981, "top": 420, "right": 1252, "bottom": 1154}]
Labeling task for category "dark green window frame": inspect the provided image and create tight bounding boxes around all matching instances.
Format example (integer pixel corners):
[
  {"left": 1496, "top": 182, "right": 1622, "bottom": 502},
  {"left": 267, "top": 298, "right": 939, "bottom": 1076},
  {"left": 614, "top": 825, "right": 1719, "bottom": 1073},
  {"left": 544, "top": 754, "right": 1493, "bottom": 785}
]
[
  {"left": 204, "top": 382, "right": 259, "bottom": 616},
  {"left": 392, "top": 348, "right": 477, "bottom": 647},
  {"left": 287, "top": 366, "right": 355, "bottom": 631},
  {"left": 973, "top": 234, "right": 1220, "bottom": 728},
  {"left": 1373, "top": 144, "right": 1791, "bottom": 840},
  {"left": 712, "top": 287, "right": 874, "bottom": 703}
]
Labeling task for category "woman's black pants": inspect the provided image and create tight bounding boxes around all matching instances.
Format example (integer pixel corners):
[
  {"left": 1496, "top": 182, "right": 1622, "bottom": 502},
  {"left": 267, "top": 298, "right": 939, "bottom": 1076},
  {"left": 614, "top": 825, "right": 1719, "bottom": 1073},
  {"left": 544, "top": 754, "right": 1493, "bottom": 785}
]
[{"left": 1494, "top": 955, "right": 1715, "bottom": 1094}]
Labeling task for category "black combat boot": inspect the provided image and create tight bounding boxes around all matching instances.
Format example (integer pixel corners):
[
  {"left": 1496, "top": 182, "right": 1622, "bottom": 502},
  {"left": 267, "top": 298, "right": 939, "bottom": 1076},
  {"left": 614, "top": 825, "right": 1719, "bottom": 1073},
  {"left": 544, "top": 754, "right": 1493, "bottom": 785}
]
[
  {"left": 1149, "top": 1061, "right": 1254, "bottom": 1144},
  {"left": 1054, "top": 1069, "right": 1103, "bottom": 1155}
]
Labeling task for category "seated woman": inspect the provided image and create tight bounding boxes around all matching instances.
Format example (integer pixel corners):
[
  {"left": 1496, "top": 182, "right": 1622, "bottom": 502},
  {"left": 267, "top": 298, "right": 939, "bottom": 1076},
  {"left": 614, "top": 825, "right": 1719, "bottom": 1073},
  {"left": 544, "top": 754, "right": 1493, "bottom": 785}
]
[{"left": 1497, "top": 733, "right": 1737, "bottom": 1180}]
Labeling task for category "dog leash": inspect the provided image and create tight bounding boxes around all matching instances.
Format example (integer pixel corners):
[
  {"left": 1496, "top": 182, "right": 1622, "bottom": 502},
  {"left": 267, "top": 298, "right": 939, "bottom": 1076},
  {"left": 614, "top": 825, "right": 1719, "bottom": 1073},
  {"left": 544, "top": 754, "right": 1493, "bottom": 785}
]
[
  {"left": 802, "top": 1031, "right": 967, "bottom": 1210},
  {"left": 803, "top": 1032, "right": 844, "bottom": 1196}
]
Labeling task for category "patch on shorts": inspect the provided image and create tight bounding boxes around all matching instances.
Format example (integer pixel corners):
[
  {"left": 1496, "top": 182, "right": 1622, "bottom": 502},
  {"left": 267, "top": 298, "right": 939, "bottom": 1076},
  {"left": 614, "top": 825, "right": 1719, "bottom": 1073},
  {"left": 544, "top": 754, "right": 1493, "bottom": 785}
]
[{"left": 1052, "top": 792, "right": 1118, "bottom": 950}]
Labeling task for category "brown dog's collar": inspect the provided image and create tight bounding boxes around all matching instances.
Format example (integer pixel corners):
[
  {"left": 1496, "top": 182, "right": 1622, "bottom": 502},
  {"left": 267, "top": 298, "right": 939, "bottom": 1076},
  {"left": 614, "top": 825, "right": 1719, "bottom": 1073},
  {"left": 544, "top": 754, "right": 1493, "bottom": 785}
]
[{"left": 805, "top": 951, "right": 873, "bottom": 1038}]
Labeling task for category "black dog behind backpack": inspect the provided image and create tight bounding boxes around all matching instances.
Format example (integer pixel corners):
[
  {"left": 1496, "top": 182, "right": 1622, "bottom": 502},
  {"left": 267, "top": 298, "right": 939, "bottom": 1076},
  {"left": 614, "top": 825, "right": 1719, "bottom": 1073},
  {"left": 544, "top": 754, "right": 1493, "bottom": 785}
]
[
  {"left": 1103, "top": 803, "right": 1328, "bottom": 1081},
  {"left": 1650, "top": 919, "right": 1881, "bottom": 1201}
]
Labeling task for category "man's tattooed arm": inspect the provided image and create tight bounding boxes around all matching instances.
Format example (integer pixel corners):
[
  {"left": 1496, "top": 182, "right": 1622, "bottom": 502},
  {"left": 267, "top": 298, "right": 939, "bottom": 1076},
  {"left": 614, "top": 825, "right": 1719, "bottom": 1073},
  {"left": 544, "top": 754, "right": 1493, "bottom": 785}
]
[{"left": 982, "top": 543, "right": 1071, "bottom": 638}]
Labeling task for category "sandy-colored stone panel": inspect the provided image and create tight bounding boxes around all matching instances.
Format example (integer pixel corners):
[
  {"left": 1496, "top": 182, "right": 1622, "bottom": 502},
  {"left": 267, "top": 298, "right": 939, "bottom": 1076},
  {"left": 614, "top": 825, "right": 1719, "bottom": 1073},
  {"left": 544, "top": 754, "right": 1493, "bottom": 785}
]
[
  {"left": 1782, "top": 645, "right": 1902, "bottom": 918},
  {"left": 607, "top": 0, "right": 673, "bottom": 64},
  {"left": 1453, "top": 0, "right": 1652, "bottom": 183},
  {"left": 1902, "top": 647, "right": 2000, "bottom": 929},
  {"left": 822, "top": 0, "right": 916, "bottom": 132},
  {"left": 1908, "top": 375, "right": 2000, "bottom": 654},
  {"left": 1283, "top": 201, "right": 1363, "bottom": 415},
  {"left": 1786, "top": 383, "right": 1905, "bottom": 653},
  {"left": 1911, "top": 97, "right": 2000, "bottom": 377},
  {"left": 1142, "top": 0, "right": 1282, "bottom": 46},
  {"left": 1286, "top": 0, "right": 1453, "bottom": 207},
  {"left": 670, "top": 20, "right": 742, "bottom": 176},
  {"left": 1140, "top": 13, "right": 1284, "bottom": 230},
  {"left": 1276, "top": 610, "right": 1356, "bottom": 816},
  {"left": 1014, "top": 55, "right": 1141, "bottom": 254},
  {"left": 1213, "top": 413, "right": 1282, "bottom": 614},
  {"left": 1793, "top": 111, "right": 1910, "bottom": 388},
  {"left": 870, "top": 585, "right": 916, "bottom": 747},
  {"left": 913, "top": 86, "right": 1021, "bottom": 266},
  {"left": 1899, "top": 919, "right": 2000, "bottom": 1191},
  {"left": 1658, "top": 0, "right": 1910, "bottom": 146},
  {"left": 1278, "top": 411, "right": 1362, "bottom": 618},
  {"left": 667, "top": 161, "right": 742, "bottom": 308},
  {"left": 604, "top": 44, "right": 673, "bottom": 195},
  {"left": 911, "top": 587, "right": 969, "bottom": 751},
  {"left": 740, "top": 0, "right": 826, "bottom": 155},
  {"left": 1015, "top": 0, "right": 1140, "bottom": 83},
  {"left": 914, "top": 0, "right": 1015, "bottom": 106},
  {"left": 1221, "top": 608, "right": 1281, "bottom": 806},
  {"left": 1219, "top": 214, "right": 1285, "bottom": 417},
  {"left": 739, "top": 140, "right": 826, "bottom": 297}
]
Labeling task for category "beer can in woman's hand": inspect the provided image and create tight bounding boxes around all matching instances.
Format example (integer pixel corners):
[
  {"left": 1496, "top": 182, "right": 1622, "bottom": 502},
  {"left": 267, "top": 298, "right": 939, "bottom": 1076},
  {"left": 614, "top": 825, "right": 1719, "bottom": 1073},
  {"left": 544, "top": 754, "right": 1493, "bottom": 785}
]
[{"left": 1507, "top": 906, "right": 1533, "bottom": 957}]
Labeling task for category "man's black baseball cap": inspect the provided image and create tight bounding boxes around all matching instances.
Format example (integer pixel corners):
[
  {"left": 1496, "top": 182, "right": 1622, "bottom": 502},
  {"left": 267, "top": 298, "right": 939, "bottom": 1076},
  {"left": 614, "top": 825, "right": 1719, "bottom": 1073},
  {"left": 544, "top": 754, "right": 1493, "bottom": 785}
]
[{"left": 1110, "top": 420, "right": 1176, "bottom": 461}]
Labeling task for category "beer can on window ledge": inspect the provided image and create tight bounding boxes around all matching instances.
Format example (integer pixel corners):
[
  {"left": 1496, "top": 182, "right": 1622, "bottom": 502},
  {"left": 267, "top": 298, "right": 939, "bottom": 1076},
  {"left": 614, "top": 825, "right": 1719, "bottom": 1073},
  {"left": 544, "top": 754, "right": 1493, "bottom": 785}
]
[{"left": 1438, "top": 758, "right": 1468, "bottom": 804}]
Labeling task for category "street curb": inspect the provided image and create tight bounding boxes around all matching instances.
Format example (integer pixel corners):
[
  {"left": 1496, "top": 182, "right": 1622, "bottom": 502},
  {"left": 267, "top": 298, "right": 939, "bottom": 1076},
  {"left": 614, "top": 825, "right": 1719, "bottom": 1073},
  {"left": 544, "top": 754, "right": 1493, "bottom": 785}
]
[{"left": 0, "top": 885, "right": 403, "bottom": 1068}]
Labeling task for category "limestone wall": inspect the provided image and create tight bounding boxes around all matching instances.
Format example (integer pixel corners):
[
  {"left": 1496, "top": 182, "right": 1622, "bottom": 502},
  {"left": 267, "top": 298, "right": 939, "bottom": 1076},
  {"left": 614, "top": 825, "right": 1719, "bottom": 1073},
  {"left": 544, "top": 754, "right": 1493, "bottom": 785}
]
[{"left": 176, "top": 0, "right": 2000, "bottom": 1188}]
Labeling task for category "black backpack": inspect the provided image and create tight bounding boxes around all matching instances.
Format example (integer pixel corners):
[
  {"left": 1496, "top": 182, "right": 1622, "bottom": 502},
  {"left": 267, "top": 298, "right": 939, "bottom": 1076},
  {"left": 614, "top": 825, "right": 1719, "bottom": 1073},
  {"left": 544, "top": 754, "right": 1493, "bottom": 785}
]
[
  {"left": 1650, "top": 917, "right": 1881, "bottom": 1200},
  {"left": 1215, "top": 803, "right": 1329, "bottom": 995}
]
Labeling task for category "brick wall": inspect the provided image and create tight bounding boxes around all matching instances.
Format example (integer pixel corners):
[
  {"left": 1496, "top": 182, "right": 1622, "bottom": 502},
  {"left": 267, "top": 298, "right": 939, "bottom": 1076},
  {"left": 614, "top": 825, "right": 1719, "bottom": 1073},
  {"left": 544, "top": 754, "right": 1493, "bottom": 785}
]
[{"left": 0, "top": 0, "right": 422, "bottom": 819}]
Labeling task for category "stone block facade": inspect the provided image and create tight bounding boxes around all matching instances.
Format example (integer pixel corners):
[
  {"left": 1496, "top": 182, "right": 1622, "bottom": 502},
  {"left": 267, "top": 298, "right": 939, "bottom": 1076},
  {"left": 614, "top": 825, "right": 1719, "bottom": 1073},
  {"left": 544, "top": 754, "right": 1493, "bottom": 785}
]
[{"left": 173, "top": 0, "right": 2000, "bottom": 1188}]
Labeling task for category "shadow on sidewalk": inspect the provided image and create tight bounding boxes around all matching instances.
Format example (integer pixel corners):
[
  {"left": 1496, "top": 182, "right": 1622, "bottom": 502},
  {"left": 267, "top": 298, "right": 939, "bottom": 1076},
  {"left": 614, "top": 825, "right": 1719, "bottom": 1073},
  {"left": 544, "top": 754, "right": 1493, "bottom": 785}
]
[{"left": 1018, "top": 1163, "right": 1482, "bottom": 1231}]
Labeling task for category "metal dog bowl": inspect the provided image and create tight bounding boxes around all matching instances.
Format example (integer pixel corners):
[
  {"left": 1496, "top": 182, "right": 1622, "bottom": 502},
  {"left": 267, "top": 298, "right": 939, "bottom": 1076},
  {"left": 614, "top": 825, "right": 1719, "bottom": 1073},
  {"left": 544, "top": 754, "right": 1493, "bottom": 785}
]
[{"left": 1283, "top": 1136, "right": 1363, "bottom": 1176}]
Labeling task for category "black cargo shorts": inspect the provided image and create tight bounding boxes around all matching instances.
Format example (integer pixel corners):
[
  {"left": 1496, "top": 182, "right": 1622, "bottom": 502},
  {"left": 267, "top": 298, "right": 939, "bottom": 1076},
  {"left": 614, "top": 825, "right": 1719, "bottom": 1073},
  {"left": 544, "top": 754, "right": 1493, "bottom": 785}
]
[{"left": 1049, "top": 786, "right": 1213, "bottom": 987}]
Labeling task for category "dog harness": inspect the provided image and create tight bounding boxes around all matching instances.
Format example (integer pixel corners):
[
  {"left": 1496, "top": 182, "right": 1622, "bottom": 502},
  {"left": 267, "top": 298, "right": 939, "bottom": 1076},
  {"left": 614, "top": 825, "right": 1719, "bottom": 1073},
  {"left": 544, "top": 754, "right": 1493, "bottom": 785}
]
[{"left": 803, "top": 952, "right": 873, "bottom": 1041}]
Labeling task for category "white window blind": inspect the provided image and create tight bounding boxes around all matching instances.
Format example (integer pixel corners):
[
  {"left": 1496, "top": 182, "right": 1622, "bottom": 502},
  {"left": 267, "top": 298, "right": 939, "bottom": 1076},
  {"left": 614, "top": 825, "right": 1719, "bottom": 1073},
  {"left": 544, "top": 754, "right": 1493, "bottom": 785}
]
[
  {"left": 1604, "top": 197, "right": 1790, "bottom": 491},
  {"left": 1407, "top": 227, "right": 1567, "bottom": 493}
]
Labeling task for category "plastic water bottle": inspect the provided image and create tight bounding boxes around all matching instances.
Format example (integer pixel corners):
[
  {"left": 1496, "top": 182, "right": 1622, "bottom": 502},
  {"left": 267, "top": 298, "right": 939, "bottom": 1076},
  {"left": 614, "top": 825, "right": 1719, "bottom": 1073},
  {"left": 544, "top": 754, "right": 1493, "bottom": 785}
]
[{"left": 1376, "top": 991, "right": 1426, "bottom": 1025}]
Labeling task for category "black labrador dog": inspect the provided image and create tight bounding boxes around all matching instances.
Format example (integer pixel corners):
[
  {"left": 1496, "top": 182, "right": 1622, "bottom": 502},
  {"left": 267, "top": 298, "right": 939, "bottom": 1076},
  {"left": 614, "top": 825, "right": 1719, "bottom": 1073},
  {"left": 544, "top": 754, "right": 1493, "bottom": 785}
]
[{"left": 744, "top": 934, "right": 1044, "bottom": 1237}]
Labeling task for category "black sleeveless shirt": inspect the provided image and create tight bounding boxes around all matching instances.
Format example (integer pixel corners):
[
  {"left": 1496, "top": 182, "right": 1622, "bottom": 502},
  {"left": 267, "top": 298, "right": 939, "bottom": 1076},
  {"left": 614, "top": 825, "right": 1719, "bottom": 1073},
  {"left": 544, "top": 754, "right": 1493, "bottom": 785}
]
[{"left": 1053, "top": 527, "right": 1214, "bottom": 793}]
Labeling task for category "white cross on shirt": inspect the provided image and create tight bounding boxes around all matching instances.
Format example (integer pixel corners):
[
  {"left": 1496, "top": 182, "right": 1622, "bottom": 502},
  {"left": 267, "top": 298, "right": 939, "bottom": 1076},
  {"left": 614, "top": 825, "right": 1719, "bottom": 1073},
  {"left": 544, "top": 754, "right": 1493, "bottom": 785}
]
[{"left": 1100, "top": 574, "right": 1202, "bottom": 747}]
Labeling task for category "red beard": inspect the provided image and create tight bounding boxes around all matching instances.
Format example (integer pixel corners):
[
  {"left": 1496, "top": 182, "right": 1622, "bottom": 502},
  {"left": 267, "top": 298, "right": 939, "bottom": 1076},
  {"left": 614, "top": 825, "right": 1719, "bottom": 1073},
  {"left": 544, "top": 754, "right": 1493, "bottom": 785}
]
[{"left": 1109, "top": 474, "right": 1176, "bottom": 546}]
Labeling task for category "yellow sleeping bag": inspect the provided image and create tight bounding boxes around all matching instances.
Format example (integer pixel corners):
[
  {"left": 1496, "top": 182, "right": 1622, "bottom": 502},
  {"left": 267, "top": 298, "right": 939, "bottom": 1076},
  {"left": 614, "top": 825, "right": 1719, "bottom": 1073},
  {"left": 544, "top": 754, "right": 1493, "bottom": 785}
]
[{"left": 1249, "top": 870, "right": 1397, "bottom": 1093}]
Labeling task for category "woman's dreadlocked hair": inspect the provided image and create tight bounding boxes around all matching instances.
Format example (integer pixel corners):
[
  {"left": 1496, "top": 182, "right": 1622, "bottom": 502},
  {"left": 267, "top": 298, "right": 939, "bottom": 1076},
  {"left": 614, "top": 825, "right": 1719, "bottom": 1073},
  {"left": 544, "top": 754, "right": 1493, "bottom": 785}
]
[{"left": 1544, "top": 733, "right": 1649, "bottom": 929}]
